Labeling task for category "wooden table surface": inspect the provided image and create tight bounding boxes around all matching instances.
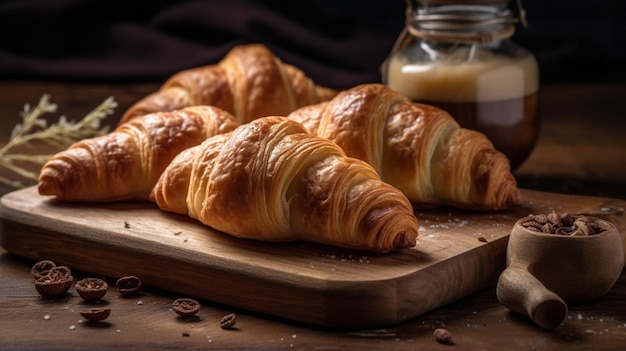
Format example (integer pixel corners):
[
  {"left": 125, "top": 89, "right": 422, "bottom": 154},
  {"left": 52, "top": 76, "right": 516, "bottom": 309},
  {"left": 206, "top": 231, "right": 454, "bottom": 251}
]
[{"left": 1, "top": 81, "right": 625, "bottom": 350}]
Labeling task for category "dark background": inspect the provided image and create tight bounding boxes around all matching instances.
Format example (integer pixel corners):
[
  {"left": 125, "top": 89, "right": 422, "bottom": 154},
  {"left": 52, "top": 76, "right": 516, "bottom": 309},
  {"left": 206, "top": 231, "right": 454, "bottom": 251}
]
[{"left": 0, "top": 0, "right": 625, "bottom": 89}]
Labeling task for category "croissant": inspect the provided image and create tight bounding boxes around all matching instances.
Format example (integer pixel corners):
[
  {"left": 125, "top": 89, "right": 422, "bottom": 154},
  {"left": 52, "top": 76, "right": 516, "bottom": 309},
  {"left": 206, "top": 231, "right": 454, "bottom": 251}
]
[
  {"left": 287, "top": 84, "right": 522, "bottom": 210},
  {"left": 38, "top": 105, "right": 240, "bottom": 202},
  {"left": 119, "top": 44, "right": 338, "bottom": 125},
  {"left": 150, "top": 116, "right": 419, "bottom": 252}
]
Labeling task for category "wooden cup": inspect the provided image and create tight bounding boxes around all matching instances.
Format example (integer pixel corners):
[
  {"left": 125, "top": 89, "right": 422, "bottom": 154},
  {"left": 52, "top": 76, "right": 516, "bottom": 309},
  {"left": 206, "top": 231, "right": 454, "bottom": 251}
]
[{"left": 496, "top": 217, "right": 624, "bottom": 329}]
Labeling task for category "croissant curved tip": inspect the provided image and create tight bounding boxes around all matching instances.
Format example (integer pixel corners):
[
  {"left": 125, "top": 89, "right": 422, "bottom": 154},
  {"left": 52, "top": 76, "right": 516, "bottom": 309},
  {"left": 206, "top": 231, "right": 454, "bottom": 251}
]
[
  {"left": 37, "top": 178, "right": 56, "bottom": 196},
  {"left": 393, "top": 232, "right": 417, "bottom": 250},
  {"left": 509, "top": 189, "right": 523, "bottom": 206},
  {"left": 496, "top": 186, "right": 523, "bottom": 210}
]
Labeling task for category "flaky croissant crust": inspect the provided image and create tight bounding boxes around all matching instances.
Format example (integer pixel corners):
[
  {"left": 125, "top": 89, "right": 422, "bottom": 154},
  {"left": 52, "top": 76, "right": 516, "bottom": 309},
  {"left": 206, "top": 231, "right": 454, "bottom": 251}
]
[
  {"left": 151, "top": 116, "right": 419, "bottom": 252},
  {"left": 38, "top": 105, "right": 240, "bottom": 202},
  {"left": 120, "top": 44, "right": 337, "bottom": 125},
  {"left": 288, "top": 83, "right": 522, "bottom": 210}
]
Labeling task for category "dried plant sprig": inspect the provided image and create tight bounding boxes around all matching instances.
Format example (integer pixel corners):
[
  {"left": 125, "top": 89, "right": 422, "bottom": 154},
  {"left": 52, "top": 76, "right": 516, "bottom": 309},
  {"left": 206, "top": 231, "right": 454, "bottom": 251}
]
[{"left": 0, "top": 94, "right": 116, "bottom": 189}]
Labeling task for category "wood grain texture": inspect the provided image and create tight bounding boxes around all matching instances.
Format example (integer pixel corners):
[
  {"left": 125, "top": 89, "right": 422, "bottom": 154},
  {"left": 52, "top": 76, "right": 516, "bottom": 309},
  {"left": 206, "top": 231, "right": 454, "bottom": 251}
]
[{"left": 1, "top": 186, "right": 625, "bottom": 329}]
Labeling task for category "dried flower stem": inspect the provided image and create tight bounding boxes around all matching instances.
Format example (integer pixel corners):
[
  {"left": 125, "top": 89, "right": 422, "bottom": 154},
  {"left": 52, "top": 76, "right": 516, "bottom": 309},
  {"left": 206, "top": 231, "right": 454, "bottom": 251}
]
[{"left": 0, "top": 94, "right": 116, "bottom": 188}]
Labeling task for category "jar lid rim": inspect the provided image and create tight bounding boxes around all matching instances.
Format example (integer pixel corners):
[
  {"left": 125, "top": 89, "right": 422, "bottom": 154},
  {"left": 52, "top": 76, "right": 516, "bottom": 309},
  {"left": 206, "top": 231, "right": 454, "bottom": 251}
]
[{"left": 415, "top": 0, "right": 511, "bottom": 3}]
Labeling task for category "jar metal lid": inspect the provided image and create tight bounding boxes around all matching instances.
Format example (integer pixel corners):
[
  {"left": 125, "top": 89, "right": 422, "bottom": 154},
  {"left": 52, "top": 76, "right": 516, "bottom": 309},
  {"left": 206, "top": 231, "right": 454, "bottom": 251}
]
[
  {"left": 415, "top": 0, "right": 511, "bottom": 4},
  {"left": 403, "top": 0, "right": 527, "bottom": 44}
]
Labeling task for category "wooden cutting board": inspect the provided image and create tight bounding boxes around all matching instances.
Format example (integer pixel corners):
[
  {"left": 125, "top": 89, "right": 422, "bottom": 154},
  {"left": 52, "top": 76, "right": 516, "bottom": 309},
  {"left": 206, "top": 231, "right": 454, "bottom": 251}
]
[{"left": 1, "top": 186, "right": 624, "bottom": 329}]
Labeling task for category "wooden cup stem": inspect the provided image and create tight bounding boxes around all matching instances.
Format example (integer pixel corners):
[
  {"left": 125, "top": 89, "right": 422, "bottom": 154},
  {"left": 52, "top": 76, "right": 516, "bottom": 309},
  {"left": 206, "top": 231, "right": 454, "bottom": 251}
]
[{"left": 496, "top": 264, "right": 568, "bottom": 329}]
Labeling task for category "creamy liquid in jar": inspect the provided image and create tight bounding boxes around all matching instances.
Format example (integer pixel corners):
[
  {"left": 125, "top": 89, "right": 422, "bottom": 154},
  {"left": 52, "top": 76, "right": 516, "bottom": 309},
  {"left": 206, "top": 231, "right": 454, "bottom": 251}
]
[{"left": 386, "top": 48, "right": 540, "bottom": 170}]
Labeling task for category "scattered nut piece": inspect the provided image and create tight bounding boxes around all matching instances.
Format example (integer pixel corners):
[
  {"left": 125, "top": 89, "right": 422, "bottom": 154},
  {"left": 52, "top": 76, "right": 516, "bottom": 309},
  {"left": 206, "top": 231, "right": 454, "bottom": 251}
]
[
  {"left": 116, "top": 276, "right": 142, "bottom": 295},
  {"left": 477, "top": 236, "right": 487, "bottom": 242},
  {"left": 433, "top": 328, "right": 454, "bottom": 345},
  {"left": 31, "top": 260, "right": 56, "bottom": 279},
  {"left": 75, "top": 277, "right": 108, "bottom": 301},
  {"left": 172, "top": 298, "right": 201, "bottom": 317},
  {"left": 80, "top": 308, "right": 111, "bottom": 322},
  {"left": 34, "top": 266, "right": 74, "bottom": 298},
  {"left": 220, "top": 313, "right": 237, "bottom": 329}
]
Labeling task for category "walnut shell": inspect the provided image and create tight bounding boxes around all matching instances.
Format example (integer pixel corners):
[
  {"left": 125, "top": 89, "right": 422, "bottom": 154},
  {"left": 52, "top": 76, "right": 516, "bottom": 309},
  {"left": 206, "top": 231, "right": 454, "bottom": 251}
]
[
  {"left": 34, "top": 266, "right": 74, "bottom": 298},
  {"left": 80, "top": 308, "right": 111, "bottom": 322},
  {"left": 75, "top": 277, "right": 108, "bottom": 301}
]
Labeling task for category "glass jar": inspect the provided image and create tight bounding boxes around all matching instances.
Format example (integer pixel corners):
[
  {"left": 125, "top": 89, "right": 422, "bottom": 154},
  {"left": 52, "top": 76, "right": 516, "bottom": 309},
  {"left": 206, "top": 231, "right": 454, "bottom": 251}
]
[{"left": 382, "top": 0, "right": 539, "bottom": 171}]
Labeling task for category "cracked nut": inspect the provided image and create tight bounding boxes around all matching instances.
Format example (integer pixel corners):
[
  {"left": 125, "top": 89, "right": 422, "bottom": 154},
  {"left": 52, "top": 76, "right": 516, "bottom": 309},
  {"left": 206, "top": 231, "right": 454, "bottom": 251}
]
[
  {"left": 34, "top": 266, "right": 74, "bottom": 298},
  {"left": 116, "top": 276, "right": 142, "bottom": 295},
  {"left": 31, "top": 260, "right": 56, "bottom": 279},
  {"left": 172, "top": 298, "right": 201, "bottom": 317},
  {"left": 80, "top": 308, "right": 111, "bottom": 322},
  {"left": 220, "top": 313, "right": 237, "bottom": 329},
  {"left": 521, "top": 212, "right": 608, "bottom": 236},
  {"left": 433, "top": 328, "right": 454, "bottom": 345},
  {"left": 75, "top": 277, "right": 108, "bottom": 301}
]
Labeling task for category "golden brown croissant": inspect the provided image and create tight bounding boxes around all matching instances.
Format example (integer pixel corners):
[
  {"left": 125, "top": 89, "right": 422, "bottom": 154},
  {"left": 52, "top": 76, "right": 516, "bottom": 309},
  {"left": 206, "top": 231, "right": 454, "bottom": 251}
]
[
  {"left": 287, "top": 84, "right": 522, "bottom": 210},
  {"left": 38, "top": 105, "right": 240, "bottom": 202},
  {"left": 119, "top": 44, "right": 338, "bottom": 125},
  {"left": 150, "top": 116, "right": 419, "bottom": 252}
]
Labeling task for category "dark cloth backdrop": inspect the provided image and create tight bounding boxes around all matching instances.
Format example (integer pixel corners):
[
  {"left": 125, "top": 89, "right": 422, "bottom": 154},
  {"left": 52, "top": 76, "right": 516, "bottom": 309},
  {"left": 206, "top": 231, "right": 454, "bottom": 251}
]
[{"left": 1, "top": 0, "right": 625, "bottom": 89}]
